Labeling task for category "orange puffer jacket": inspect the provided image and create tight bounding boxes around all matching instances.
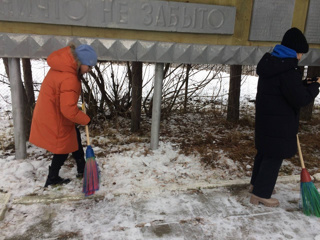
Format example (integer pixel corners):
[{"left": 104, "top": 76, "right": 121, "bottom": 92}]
[{"left": 29, "top": 46, "right": 90, "bottom": 154}]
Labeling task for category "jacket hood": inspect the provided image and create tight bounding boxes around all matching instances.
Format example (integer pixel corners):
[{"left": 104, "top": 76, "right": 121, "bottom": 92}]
[
  {"left": 271, "top": 45, "right": 297, "bottom": 59},
  {"left": 256, "top": 52, "right": 299, "bottom": 78},
  {"left": 47, "top": 44, "right": 79, "bottom": 74}
]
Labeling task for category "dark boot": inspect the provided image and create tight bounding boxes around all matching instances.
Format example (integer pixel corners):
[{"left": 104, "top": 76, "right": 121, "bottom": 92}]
[
  {"left": 73, "top": 127, "right": 85, "bottom": 178},
  {"left": 44, "top": 166, "right": 71, "bottom": 187},
  {"left": 75, "top": 158, "right": 85, "bottom": 178},
  {"left": 76, "top": 172, "right": 84, "bottom": 178}
]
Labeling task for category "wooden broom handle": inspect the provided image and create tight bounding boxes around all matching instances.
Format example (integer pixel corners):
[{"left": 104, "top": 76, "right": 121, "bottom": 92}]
[
  {"left": 296, "top": 134, "right": 305, "bottom": 169},
  {"left": 85, "top": 125, "right": 90, "bottom": 146},
  {"left": 82, "top": 103, "right": 91, "bottom": 146}
]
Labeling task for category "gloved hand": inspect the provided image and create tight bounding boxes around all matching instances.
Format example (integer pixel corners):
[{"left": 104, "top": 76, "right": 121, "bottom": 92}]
[
  {"left": 303, "top": 77, "right": 319, "bottom": 86},
  {"left": 310, "top": 76, "right": 319, "bottom": 82}
]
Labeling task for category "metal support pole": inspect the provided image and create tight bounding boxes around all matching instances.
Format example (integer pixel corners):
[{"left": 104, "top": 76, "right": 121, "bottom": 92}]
[
  {"left": 9, "top": 58, "right": 27, "bottom": 159},
  {"left": 150, "top": 63, "right": 164, "bottom": 150}
]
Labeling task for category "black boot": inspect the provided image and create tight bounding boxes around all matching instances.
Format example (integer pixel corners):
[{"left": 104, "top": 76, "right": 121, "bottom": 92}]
[
  {"left": 73, "top": 127, "right": 86, "bottom": 178},
  {"left": 44, "top": 166, "right": 71, "bottom": 187},
  {"left": 76, "top": 172, "right": 84, "bottom": 178},
  {"left": 75, "top": 158, "right": 86, "bottom": 178}
]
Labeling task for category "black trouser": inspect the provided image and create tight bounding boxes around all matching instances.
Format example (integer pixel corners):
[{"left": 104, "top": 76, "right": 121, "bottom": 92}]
[
  {"left": 250, "top": 151, "right": 283, "bottom": 199},
  {"left": 50, "top": 127, "right": 85, "bottom": 175}
]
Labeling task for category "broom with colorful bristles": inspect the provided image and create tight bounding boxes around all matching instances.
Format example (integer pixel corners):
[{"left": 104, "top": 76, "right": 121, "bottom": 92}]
[
  {"left": 82, "top": 103, "right": 100, "bottom": 196},
  {"left": 297, "top": 134, "right": 320, "bottom": 217}
]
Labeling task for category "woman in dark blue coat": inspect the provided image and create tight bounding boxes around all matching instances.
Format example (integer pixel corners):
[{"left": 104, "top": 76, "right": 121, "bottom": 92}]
[{"left": 250, "top": 28, "right": 320, "bottom": 207}]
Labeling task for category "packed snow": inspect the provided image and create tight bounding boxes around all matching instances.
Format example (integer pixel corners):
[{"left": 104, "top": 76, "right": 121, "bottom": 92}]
[{"left": 1, "top": 61, "right": 320, "bottom": 239}]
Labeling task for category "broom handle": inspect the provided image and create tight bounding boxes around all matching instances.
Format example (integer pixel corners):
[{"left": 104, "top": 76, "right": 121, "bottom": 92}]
[
  {"left": 296, "top": 134, "right": 305, "bottom": 169},
  {"left": 85, "top": 125, "right": 90, "bottom": 146},
  {"left": 82, "top": 103, "right": 91, "bottom": 146}
]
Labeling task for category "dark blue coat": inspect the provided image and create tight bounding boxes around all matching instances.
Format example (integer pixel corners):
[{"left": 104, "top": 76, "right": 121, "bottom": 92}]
[{"left": 255, "top": 53, "right": 319, "bottom": 158}]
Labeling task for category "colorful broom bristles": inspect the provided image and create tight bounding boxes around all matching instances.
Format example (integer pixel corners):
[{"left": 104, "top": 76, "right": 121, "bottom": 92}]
[
  {"left": 83, "top": 145, "right": 100, "bottom": 196},
  {"left": 300, "top": 168, "right": 320, "bottom": 217}
]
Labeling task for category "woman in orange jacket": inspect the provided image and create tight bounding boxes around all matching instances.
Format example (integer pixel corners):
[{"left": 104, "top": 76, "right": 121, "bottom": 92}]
[{"left": 29, "top": 44, "right": 97, "bottom": 187}]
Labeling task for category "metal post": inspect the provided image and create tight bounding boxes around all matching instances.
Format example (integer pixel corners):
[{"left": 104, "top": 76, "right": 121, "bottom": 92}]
[
  {"left": 150, "top": 63, "right": 164, "bottom": 150},
  {"left": 9, "top": 58, "right": 27, "bottom": 159}
]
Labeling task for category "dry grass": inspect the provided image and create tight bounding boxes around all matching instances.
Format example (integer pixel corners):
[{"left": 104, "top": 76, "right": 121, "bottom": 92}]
[
  {"left": 2, "top": 103, "right": 319, "bottom": 177},
  {"left": 82, "top": 105, "right": 320, "bottom": 177},
  {"left": 165, "top": 114, "right": 257, "bottom": 172},
  {"left": 291, "top": 118, "right": 320, "bottom": 175}
]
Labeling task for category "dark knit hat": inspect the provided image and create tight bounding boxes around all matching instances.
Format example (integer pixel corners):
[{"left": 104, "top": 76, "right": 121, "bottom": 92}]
[{"left": 281, "top": 27, "right": 309, "bottom": 53}]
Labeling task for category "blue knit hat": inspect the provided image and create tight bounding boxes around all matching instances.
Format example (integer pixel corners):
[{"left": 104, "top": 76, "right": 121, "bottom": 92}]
[{"left": 75, "top": 44, "right": 97, "bottom": 66}]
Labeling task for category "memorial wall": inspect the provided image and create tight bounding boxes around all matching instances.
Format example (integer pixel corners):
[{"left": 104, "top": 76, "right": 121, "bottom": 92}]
[{"left": 0, "top": 0, "right": 319, "bottom": 65}]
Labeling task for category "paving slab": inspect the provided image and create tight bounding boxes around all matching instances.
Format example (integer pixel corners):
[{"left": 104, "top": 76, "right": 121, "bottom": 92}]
[
  {"left": 0, "top": 192, "right": 10, "bottom": 221},
  {"left": 1, "top": 175, "right": 320, "bottom": 239}
]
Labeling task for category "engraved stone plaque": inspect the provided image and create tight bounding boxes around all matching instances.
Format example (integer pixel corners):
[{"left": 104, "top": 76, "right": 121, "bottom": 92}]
[
  {"left": 305, "top": 0, "right": 320, "bottom": 44},
  {"left": 249, "top": 0, "right": 295, "bottom": 41},
  {"left": 0, "top": 0, "right": 236, "bottom": 35}
]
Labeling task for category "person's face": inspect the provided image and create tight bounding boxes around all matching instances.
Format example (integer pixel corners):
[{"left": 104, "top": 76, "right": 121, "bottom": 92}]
[
  {"left": 297, "top": 53, "right": 303, "bottom": 61},
  {"left": 80, "top": 65, "right": 93, "bottom": 74}
]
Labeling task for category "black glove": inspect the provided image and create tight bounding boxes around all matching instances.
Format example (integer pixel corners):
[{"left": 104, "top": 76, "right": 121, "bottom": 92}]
[
  {"left": 303, "top": 77, "right": 319, "bottom": 86},
  {"left": 305, "top": 76, "right": 318, "bottom": 82},
  {"left": 310, "top": 77, "right": 318, "bottom": 82}
]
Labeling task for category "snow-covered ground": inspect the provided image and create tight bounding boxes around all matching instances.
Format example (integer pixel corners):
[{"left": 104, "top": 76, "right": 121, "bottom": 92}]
[
  {"left": 1, "top": 61, "right": 320, "bottom": 239},
  {"left": 1, "top": 129, "right": 320, "bottom": 239}
]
